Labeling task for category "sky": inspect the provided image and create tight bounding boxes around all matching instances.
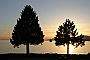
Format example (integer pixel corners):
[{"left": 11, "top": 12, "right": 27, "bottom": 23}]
[{"left": 0, "top": 0, "right": 90, "bottom": 40}]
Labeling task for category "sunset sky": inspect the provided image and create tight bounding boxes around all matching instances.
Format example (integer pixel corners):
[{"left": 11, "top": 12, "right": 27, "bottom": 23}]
[{"left": 0, "top": 0, "right": 90, "bottom": 40}]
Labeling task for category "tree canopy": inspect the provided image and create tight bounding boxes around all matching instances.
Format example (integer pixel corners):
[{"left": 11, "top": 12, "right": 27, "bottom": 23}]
[
  {"left": 54, "top": 19, "right": 85, "bottom": 48},
  {"left": 10, "top": 5, "right": 44, "bottom": 48}
]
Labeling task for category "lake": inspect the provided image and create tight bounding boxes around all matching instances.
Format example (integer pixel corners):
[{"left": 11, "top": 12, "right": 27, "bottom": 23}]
[{"left": 0, "top": 40, "right": 90, "bottom": 54}]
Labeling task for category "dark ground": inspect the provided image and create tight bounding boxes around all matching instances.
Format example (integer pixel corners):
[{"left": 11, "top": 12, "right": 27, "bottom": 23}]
[{"left": 0, "top": 53, "right": 90, "bottom": 60}]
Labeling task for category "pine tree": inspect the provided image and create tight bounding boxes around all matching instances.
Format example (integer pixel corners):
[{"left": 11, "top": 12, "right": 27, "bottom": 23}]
[
  {"left": 54, "top": 19, "right": 85, "bottom": 54},
  {"left": 10, "top": 5, "right": 44, "bottom": 54}
]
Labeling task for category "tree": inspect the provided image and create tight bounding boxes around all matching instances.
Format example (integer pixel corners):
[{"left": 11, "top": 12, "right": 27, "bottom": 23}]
[
  {"left": 10, "top": 5, "right": 44, "bottom": 54},
  {"left": 54, "top": 19, "right": 85, "bottom": 54}
]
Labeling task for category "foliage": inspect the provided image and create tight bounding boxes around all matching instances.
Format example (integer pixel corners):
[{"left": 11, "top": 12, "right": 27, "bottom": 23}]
[
  {"left": 10, "top": 5, "right": 44, "bottom": 48},
  {"left": 54, "top": 19, "right": 85, "bottom": 48}
]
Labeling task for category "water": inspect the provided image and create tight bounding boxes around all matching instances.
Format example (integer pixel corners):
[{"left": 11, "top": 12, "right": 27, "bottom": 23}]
[{"left": 0, "top": 40, "right": 90, "bottom": 54}]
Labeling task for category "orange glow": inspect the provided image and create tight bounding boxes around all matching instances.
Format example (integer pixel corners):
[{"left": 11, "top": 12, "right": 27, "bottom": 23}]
[
  {"left": 0, "top": 18, "right": 90, "bottom": 40},
  {"left": 0, "top": 27, "right": 11, "bottom": 40}
]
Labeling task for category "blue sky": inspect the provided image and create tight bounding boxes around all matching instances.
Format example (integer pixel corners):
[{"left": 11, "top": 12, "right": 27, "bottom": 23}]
[{"left": 0, "top": 0, "right": 90, "bottom": 39}]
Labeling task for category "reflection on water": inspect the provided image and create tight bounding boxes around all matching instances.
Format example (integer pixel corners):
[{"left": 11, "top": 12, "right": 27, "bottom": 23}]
[{"left": 0, "top": 40, "right": 90, "bottom": 54}]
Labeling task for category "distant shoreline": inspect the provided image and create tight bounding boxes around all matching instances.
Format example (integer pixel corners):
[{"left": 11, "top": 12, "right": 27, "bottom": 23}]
[
  {"left": 0, "top": 35, "right": 90, "bottom": 41},
  {"left": 0, "top": 39, "right": 90, "bottom": 41}
]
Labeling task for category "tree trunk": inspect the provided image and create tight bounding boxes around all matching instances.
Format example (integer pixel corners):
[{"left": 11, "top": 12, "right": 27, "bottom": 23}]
[
  {"left": 67, "top": 43, "right": 69, "bottom": 54},
  {"left": 26, "top": 43, "right": 29, "bottom": 54}
]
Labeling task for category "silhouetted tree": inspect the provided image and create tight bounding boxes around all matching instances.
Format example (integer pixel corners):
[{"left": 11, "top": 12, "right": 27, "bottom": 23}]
[
  {"left": 10, "top": 5, "right": 44, "bottom": 54},
  {"left": 54, "top": 19, "right": 85, "bottom": 54}
]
